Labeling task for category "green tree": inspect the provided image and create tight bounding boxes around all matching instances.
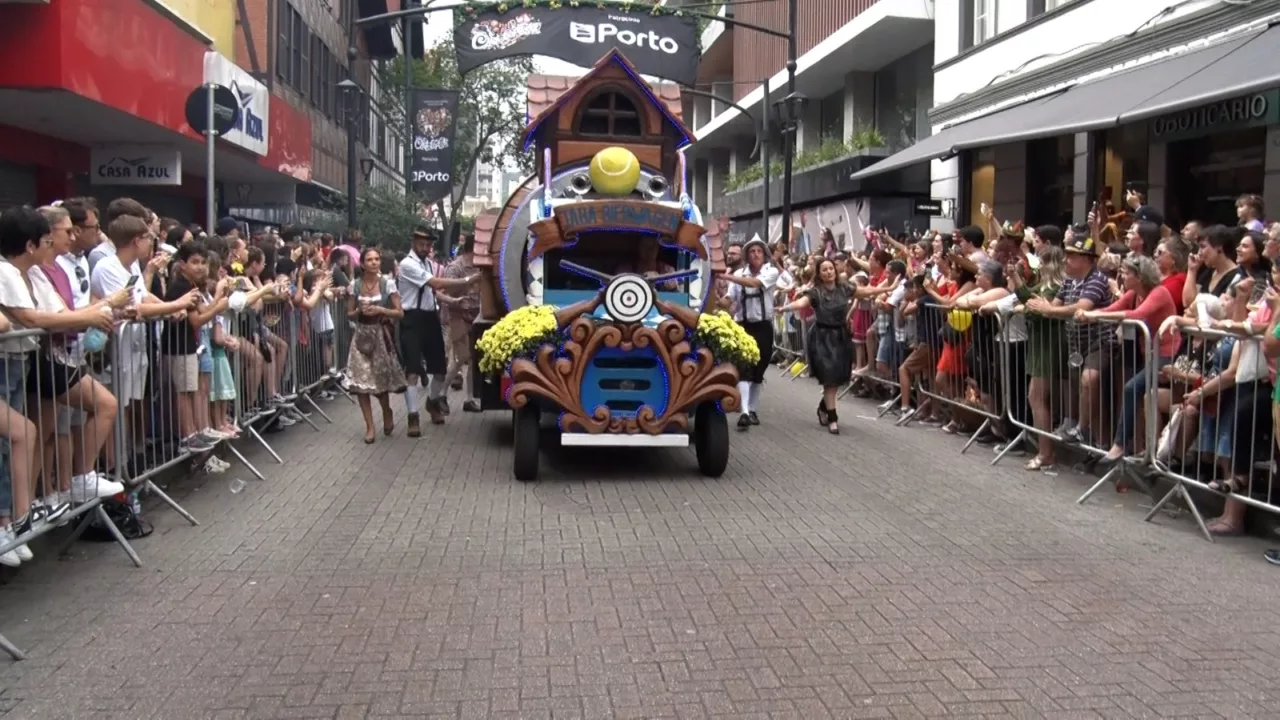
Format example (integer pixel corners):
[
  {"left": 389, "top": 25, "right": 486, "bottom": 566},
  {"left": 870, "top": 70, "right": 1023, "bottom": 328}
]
[{"left": 379, "top": 36, "right": 532, "bottom": 236}]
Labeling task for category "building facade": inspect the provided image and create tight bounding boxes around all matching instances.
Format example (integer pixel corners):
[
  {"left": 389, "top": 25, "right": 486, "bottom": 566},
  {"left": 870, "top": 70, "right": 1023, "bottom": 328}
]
[
  {"left": 682, "top": 0, "right": 935, "bottom": 251},
  {"left": 853, "top": 0, "right": 1280, "bottom": 233},
  {"left": 0, "top": 0, "right": 405, "bottom": 230}
]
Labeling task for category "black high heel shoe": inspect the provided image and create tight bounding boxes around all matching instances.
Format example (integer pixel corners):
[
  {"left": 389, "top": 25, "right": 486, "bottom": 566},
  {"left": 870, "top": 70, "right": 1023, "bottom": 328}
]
[
  {"left": 826, "top": 407, "right": 839, "bottom": 435},
  {"left": 817, "top": 400, "right": 829, "bottom": 426}
]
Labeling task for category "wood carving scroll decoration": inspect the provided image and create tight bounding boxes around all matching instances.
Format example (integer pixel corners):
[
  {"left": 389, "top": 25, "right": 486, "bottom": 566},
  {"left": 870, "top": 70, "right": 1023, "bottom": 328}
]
[{"left": 508, "top": 311, "right": 742, "bottom": 435}]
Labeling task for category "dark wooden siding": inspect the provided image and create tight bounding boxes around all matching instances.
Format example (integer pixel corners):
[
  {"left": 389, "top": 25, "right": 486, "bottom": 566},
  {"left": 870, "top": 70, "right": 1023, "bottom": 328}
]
[{"left": 731, "top": 0, "right": 876, "bottom": 101}]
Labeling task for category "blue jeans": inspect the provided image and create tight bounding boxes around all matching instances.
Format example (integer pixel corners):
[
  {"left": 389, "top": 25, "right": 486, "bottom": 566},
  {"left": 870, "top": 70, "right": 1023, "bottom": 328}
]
[
  {"left": 0, "top": 354, "right": 28, "bottom": 517},
  {"left": 1114, "top": 356, "right": 1171, "bottom": 451}
]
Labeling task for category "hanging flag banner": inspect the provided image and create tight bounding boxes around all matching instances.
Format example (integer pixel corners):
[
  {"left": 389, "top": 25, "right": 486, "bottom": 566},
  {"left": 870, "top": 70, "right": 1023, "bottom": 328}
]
[
  {"left": 409, "top": 89, "right": 459, "bottom": 202},
  {"left": 454, "top": 5, "right": 699, "bottom": 85}
]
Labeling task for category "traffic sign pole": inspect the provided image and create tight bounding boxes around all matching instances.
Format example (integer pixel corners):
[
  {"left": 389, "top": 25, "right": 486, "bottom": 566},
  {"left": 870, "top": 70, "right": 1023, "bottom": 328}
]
[{"left": 206, "top": 81, "right": 217, "bottom": 236}]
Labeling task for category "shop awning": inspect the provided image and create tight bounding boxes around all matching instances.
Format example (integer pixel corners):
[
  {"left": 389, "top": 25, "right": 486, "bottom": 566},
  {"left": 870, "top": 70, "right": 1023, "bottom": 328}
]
[
  {"left": 850, "top": 25, "right": 1277, "bottom": 182},
  {"left": 846, "top": 93, "right": 1063, "bottom": 181},
  {"left": 1118, "top": 23, "right": 1280, "bottom": 124}
]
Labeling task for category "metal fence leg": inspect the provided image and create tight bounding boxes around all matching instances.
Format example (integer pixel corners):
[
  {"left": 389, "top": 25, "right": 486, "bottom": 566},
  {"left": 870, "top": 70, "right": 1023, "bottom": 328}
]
[
  {"left": 991, "top": 429, "right": 1028, "bottom": 467},
  {"left": 1144, "top": 481, "right": 1213, "bottom": 542},
  {"left": 94, "top": 503, "right": 144, "bottom": 567},
  {"left": 876, "top": 393, "right": 900, "bottom": 419},
  {"left": 0, "top": 633, "right": 26, "bottom": 661},
  {"left": 1076, "top": 463, "right": 1125, "bottom": 505},
  {"left": 959, "top": 418, "right": 991, "bottom": 455},
  {"left": 247, "top": 425, "right": 284, "bottom": 464},
  {"left": 225, "top": 443, "right": 266, "bottom": 481},
  {"left": 300, "top": 393, "right": 334, "bottom": 424},
  {"left": 144, "top": 479, "right": 199, "bottom": 527}
]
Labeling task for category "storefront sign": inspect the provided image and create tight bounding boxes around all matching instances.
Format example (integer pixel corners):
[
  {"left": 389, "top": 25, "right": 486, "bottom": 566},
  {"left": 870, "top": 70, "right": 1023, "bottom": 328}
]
[
  {"left": 203, "top": 52, "right": 269, "bottom": 156},
  {"left": 89, "top": 146, "right": 182, "bottom": 186},
  {"left": 913, "top": 198, "right": 944, "bottom": 215},
  {"left": 1151, "top": 90, "right": 1280, "bottom": 143}
]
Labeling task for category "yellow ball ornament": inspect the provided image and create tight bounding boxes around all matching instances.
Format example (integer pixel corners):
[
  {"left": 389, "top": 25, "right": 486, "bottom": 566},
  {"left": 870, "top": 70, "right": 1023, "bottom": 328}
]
[{"left": 588, "top": 147, "right": 641, "bottom": 196}]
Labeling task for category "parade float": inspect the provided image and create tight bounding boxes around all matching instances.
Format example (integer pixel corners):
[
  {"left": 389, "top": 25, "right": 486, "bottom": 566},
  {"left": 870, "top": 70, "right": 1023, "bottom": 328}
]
[{"left": 469, "top": 49, "right": 758, "bottom": 481}]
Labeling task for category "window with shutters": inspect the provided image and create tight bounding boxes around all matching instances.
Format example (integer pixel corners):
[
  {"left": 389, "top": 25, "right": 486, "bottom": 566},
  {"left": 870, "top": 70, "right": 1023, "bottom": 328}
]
[
  {"left": 289, "top": 7, "right": 303, "bottom": 89},
  {"left": 275, "top": 1, "right": 290, "bottom": 82},
  {"left": 299, "top": 30, "right": 311, "bottom": 101}
]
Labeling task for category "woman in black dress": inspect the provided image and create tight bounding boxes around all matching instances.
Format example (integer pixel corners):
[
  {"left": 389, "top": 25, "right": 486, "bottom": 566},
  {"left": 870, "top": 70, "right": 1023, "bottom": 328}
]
[{"left": 776, "top": 257, "right": 855, "bottom": 434}]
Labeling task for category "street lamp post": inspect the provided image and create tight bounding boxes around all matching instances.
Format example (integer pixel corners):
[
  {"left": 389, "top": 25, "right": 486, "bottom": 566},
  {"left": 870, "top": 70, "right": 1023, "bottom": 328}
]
[
  {"left": 338, "top": 72, "right": 361, "bottom": 230},
  {"left": 773, "top": 91, "right": 806, "bottom": 248}
]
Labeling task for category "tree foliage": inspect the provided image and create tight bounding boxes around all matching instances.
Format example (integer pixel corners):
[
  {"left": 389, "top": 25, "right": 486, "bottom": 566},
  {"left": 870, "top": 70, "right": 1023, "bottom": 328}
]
[{"left": 378, "top": 35, "right": 532, "bottom": 235}]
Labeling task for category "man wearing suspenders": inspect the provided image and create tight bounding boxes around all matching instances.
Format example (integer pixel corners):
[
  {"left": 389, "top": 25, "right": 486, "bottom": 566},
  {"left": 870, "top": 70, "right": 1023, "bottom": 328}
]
[
  {"left": 722, "top": 236, "right": 780, "bottom": 430},
  {"left": 397, "top": 227, "right": 479, "bottom": 435}
]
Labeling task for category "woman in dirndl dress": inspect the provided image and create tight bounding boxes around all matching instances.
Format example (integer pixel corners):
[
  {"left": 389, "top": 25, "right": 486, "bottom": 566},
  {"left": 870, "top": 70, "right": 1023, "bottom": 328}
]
[
  {"left": 722, "top": 237, "right": 781, "bottom": 431},
  {"left": 347, "top": 246, "right": 408, "bottom": 444},
  {"left": 777, "top": 257, "right": 856, "bottom": 434}
]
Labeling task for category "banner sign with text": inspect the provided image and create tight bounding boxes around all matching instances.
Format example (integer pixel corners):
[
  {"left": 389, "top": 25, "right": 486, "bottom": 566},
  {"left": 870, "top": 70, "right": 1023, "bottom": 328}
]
[
  {"left": 409, "top": 89, "right": 459, "bottom": 202},
  {"left": 455, "top": 6, "right": 699, "bottom": 85}
]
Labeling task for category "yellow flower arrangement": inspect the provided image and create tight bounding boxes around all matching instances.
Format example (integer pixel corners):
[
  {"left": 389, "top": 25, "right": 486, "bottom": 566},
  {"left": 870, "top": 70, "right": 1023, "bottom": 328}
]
[
  {"left": 477, "top": 305, "right": 559, "bottom": 375},
  {"left": 694, "top": 311, "right": 760, "bottom": 368}
]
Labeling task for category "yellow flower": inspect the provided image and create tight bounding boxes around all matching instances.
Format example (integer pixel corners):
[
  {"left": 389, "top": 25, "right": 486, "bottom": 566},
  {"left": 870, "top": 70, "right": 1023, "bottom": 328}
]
[
  {"left": 477, "top": 305, "right": 558, "bottom": 375},
  {"left": 694, "top": 311, "right": 759, "bottom": 367}
]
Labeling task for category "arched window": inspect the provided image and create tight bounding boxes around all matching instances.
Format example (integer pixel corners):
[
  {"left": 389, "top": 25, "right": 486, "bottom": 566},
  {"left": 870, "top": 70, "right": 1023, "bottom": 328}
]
[{"left": 577, "top": 89, "right": 643, "bottom": 137}]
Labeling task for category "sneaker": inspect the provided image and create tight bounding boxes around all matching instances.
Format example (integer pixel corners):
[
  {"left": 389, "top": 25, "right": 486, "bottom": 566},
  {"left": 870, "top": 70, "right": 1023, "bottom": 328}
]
[
  {"left": 1061, "top": 426, "right": 1085, "bottom": 444},
  {"left": 203, "top": 456, "right": 228, "bottom": 474},
  {"left": 748, "top": 411, "right": 760, "bottom": 426},
  {"left": 439, "top": 397, "right": 451, "bottom": 416},
  {"left": 1264, "top": 550, "right": 1280, "bottom": 566},
  {"left": 737, "top": 414, "right": 752, "bottom": 431},
  {"left": 462, "top": 400, "right": 482, "bottom": 413},
  {"left": 180, "top": 434, "right": 217, "bottom": 455},
  {"left": 277, "top": 415, "right": 298, "bottom": 428},
  {"left": 0, "top": 527, "right": 22, "bottom": 568},
  {"left": 69, "top": 472, "right": 126, "bottom": 503},
  {"left": 317, "top": 390, "right": 335, "bottom": 401},
  {"left": 30, "top": 499, "right": 71, "bottom": 529},
  {"left": 267, "top": 394, "right": 286, "bottom": 407},
  {"left": 8, "top": 517, "right": 33, "bottom": 562}
]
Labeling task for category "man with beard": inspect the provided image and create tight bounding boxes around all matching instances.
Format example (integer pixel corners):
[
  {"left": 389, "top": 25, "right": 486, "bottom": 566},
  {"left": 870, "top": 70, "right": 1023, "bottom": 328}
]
[{"left": 397, "top": 226, "right": 480, "bottom": 434}]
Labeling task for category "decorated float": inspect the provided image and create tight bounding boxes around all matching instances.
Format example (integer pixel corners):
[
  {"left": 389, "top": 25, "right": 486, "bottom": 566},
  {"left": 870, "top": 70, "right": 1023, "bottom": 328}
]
[{"left": 469, "top": 49, "right": 758, "bottom": 481}]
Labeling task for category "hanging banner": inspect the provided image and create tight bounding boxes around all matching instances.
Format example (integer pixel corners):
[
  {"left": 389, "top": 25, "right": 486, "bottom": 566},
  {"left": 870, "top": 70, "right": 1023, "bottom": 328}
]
[
  {"left": 455, "top": 6, "right": 699, "bottom": 85},
  {"left": 409, "top": 89, "right": 459, "bottom": 202}
]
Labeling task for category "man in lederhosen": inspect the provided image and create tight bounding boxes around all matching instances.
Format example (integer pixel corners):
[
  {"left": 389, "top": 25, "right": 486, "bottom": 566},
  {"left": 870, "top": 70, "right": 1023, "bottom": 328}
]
[
  {"left": 397, "top": 226, "right": 480, "bottom": 435},
  {"left": 722, "top": 235, "right": 780, "bottom": 431}
]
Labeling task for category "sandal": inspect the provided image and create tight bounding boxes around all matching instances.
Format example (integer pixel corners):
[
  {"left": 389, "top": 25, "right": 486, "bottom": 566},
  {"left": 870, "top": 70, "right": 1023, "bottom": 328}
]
[
  {"left": 1025, "top": 457, "right": 1054, "bottom": 472},
  {"left": 1207, "top": 521, "right": 1244, "bottom": 537},
  {"left": 827, "top": 409, "right": 839, "bottom": 435},
  {"left": 1208, "top": 477, "right": 1245, "bottom": 494},
  {"left": 817, "top": 400, "right": 829, "bottom": 426}
]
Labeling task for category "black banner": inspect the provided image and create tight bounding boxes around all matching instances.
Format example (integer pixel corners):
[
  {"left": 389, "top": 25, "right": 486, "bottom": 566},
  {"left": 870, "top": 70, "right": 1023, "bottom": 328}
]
[
  {"left": 455, "top": 6, "right": 699, "bottom": 86},
  {"left": 409, "top": 89, "right": 459, "bottom": 202}
]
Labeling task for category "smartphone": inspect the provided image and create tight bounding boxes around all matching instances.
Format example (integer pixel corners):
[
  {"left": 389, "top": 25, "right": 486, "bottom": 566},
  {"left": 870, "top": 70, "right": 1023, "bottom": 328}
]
[{"left": 125, "top": 275, "right": 140, "bottom": 289}]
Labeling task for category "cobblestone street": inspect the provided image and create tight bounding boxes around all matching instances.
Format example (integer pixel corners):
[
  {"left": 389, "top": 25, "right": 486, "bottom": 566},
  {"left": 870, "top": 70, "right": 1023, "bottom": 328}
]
[{"left": 1, "top": 384, "right": 1278, "bottom": 719}]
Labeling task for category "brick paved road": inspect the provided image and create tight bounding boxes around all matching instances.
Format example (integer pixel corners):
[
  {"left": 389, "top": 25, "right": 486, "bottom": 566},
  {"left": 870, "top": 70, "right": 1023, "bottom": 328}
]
[{"left": 1, "top": 383, "right": 1279, "bottom": 719}]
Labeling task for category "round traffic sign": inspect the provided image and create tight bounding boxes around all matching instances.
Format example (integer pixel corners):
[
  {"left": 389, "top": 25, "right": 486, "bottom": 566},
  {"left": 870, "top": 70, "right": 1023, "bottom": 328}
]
[{"left": 185, "top": 85, "right": 240, "bottom": 136}]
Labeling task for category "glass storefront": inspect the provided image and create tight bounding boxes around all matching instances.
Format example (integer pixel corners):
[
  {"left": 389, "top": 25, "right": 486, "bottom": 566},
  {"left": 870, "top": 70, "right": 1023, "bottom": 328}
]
[
  {"left": 1092, "top": 123, "right": 1150, "bottom": 233},
  {"left": 968, "top": 147, "right": 995, "bottom": 226},
  {"left": 1166, "top": 126, "right": 1266, "bottom": 228},
  {"left": 1025, "top": 135, "right": 1075, "bottom": 228}
]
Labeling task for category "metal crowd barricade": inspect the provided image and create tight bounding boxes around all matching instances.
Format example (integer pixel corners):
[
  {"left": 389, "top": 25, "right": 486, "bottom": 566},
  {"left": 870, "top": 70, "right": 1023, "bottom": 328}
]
[
  {"left": 1145, "top": 322, "right": 1278, "bottom": 542},
  {"left": 838, "top": 306, "right": 902, "bottom": 416},
  {"left": 897, "top": 304, "right": 1004, "bottom": 450},
  {"left": 0, "top": 327, "right": 142, "bottom": 660},
  {"left": 771, "top": 311, "right": 804, "bottom": 373}
]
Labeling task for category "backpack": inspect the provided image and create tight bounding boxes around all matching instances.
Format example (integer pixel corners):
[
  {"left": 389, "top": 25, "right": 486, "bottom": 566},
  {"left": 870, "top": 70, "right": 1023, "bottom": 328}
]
[{"left": 81, "top": 497, "right": 153, "bottom": 542}]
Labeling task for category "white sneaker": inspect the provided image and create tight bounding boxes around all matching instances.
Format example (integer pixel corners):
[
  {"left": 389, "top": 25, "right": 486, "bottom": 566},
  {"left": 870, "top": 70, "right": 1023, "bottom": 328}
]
[
  {"left": 69, "top": 472, "right": 126, "bottom": 504},
  {"left": 0, "top": 528, "right": 22, "bottom": 568},
  {"left": 203, "top": 456, "right": 228, "bottom": 474},
  {"left": 277, "top": 415, "right": 297, "bottom": 427}
]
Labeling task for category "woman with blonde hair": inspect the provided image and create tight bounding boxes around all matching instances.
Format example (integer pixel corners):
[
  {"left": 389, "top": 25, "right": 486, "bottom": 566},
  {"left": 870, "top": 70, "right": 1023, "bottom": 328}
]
[{"left": 1013, "top": 246, "right": 1066, "bottom": 471}]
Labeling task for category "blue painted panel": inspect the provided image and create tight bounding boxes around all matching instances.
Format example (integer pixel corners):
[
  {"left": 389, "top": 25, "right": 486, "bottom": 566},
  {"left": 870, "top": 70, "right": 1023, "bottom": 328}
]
[{"left": 580, "top": 347, "right": 668, "bottom": 418}]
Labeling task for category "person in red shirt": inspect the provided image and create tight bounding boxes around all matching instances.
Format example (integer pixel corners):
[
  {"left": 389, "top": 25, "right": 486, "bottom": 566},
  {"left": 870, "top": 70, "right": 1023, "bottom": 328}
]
[
  {"left": 1076, "top": 255, "right": 1178, "bottom": 465},
  {"left": 1154, "top": 236, "right": 1190, "bottom": 316}
]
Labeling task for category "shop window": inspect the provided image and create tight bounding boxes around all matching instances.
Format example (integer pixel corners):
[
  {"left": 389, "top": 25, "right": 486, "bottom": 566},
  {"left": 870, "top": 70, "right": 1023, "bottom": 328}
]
[
  {"left": 1025, "top": 136, "right": 1074, "bottom": 228},
  {"left": 1092, "top": 124, "right": 1149, "bottom": 237},
  {"left": 577, "top": 89, "right": 643, "bottom": 137},
  {"left": 275, "top": 2, "right": 308, "bottom": 92},
  {"left": 968, "top": 147, "right": 995, "bottom": 226},
  {"left": 1166, "top": 126, "right": 1266, "bottom": 228}
]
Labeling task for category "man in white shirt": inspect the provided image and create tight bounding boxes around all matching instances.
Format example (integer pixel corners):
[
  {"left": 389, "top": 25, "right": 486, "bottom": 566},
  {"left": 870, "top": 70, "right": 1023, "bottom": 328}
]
[
  {"left": 396, "top": 226, "right": 479, "bottom": 434},
  {"left": 722, "top": 237, "right": 780, "bottom": 430},
  {"left": 55, "top": 199, "right": 101, "bottom": 456},
  {"left": 91, "top": 214, "right": 199, "bottom": 411}
]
